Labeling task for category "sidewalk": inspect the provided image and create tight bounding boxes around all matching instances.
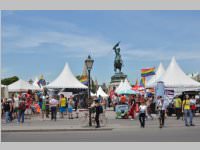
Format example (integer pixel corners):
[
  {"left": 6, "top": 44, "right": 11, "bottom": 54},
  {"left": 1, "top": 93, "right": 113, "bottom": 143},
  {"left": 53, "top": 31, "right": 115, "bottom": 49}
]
[{"left": 2, "top": 111, "right": 200, "bottom": 132}]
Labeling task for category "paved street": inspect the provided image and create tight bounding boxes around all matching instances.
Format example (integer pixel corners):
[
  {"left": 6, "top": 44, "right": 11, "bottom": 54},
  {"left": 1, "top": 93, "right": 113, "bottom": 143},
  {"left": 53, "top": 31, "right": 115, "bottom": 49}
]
[
  {"left": 2, "top": 111, "right": 200, "bottom": 142},
  {"left": 2, "top": 125, "right": 200, "bottom": 142}
]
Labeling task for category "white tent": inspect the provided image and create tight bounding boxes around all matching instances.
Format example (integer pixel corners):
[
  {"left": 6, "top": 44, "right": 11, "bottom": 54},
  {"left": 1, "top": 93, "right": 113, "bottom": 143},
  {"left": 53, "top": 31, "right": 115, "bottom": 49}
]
[
  {"left": 46, "top": 63, "right": 88, "bottom": 89},
  {"left": 116, "top": 79, "right": 132, "bottom": 93},
  {"left": 146, "top": 63, "right": 165, "bottom": 87},
  {"left": 121, "top": 78, "right": 132, "bottom": 90},
  {"left": 91, "top": 92, "right": 97, "bottom": 97},
  {"left": 116, "top": 78, "right": 136, "bottom": 94},
  {"left": 96, "top": 86, "right": 108, "bottom": 98},
  {"left": 8, "top": 79, "right": 41, "bottom": 92},
  {"left": 33, "top": 77, "right": 39, "bottom": 87},
  {"left": 159, "top": 57, "right": 200, "bottom": 92},
  {"left": 115, "top": 80, "right": 124, "bottom": 93}
]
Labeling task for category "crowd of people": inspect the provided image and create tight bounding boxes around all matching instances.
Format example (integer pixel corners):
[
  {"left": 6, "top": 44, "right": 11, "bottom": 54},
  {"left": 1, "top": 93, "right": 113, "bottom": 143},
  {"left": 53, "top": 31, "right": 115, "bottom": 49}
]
[
  {"left": 1, "top": 90, "right": 84, "bottom": 124},
  {"left": 1, "top": 89, "right": 200, "bottom": 129},
  {"left": 1, "top": 89, "right": 106, "bottom": 128},
  {"left": 110, "top": 93, "right": 200, "bottom": 128}
]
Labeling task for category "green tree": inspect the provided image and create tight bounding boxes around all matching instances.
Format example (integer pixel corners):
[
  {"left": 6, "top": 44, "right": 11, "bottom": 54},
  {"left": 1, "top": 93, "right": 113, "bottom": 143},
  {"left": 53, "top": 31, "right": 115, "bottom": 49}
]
[
  {"left": 1, "top": 76, "right": 19, "bottom": 85},
  {"left": 76, "top": 75, "right": 81, "bottom": 80}
]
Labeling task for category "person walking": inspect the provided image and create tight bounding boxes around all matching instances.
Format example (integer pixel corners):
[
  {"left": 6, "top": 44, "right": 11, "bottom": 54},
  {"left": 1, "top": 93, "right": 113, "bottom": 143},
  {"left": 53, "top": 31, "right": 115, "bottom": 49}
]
[
  {"left": 157, "top": 96, "right": 169, "bottom": 128},
  {"left": 174, "top": 95, "right": 182, "bottom": 120},
  {"left": 50, "top": 95, "right": 58, "bottom": 121},
  {"left": 139, "top": 101, "right": 147, "bottom": 128},
  {"left": 3, "top": 98, "right": 12, "bottom": 123},
  {"left": 94, "top": 99, "right": 103, "bottom": 128},
  {"left": 146, "top": 98, "right": 153, "bottom": 120},
  {"left": 59, "top": 94, "right": 66, "bottom": 119},
  {"left": 129, "top": 97, "right": 136, "bottom": 120},
  {"left": 18, "top": 99, "right": 26, "bottom": 124},
  {"left": 182, "top": 95, "right": 195, "bottom": 127}
]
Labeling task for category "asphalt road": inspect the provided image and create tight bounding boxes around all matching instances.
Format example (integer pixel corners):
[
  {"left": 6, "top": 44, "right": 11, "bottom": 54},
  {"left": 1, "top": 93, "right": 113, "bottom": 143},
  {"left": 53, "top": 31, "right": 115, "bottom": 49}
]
[{"left": 2, "top": 126, "right": 200, "bottom": 142}]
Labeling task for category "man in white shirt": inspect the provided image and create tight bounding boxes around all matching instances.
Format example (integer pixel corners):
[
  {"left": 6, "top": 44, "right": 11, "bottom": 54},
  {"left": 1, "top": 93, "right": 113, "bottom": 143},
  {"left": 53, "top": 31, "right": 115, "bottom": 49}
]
[
  {"left": 156, "top": 96, "right": 169, "bottom": 128},
  {"left": 139, "top": 101, "right": 147, "bottom": 128},
  {"left": 50, "top": 95, "right": 59, "bottom": 121}
]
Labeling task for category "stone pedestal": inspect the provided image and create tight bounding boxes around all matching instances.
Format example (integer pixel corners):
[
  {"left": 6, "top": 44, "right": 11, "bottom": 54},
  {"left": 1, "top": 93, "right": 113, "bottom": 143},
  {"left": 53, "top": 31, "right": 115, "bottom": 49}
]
[{"left": 109, "top": 72, "right": 127, "bottom": 91}]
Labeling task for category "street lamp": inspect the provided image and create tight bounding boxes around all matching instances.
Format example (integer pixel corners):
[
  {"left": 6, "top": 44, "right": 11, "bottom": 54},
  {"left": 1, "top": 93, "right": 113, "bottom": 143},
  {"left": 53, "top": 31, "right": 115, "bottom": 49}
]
[{"left": 85, "top": 55, "right": 94, "bottom": 126}]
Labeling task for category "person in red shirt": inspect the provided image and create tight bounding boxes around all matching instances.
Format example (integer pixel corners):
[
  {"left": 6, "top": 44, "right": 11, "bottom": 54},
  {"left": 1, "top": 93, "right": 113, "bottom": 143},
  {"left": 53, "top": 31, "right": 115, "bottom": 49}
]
[
  {"left": 128, "top": 95, "right": 136, "bottom": 120},
  {"left": 120, "top": 95, "right": 126, "bottom": 104}
]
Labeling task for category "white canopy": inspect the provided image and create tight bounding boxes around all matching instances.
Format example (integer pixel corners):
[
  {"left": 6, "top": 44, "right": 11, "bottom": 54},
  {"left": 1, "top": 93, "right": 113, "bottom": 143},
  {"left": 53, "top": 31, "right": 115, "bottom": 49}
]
[
  {"left": 116, "top": 79, "right": 132, "bottom": 93},
  {"left": 96, "top": 86, "right": 108, "bottom": 98},
  {"left": 115, "top": 80, "right": 124, "bottom": 93},
  {"left": 146, "top": 63, "right": 165, "bottom": 87},
  {"left": 8, "top": 79, "right": 41, "bottom": 92},
  {"left": 159, "top": 57, "right": 200, "bottom": 90},
  {"left": 46, "top": 63, "right": 88, "bottom": 89},
  {"left": 33, "top": 77, "right": 40, "bottom": 87},
  {"left": 91, "top": 92, "right": 97, "bottom": 97}
]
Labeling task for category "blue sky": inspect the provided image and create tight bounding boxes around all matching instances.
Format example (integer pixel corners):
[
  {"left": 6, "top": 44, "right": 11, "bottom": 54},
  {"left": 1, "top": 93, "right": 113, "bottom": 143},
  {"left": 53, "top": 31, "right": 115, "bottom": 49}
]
[{"left": 2, "top": 10, "right": 200, "bottom": 85}]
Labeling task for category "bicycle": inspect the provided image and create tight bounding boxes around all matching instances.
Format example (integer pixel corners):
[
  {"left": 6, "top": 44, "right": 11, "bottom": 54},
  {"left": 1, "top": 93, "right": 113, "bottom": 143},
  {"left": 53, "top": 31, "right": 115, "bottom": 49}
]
[{"left": 79, "top": 109, "right": 108, "bottom": 127}]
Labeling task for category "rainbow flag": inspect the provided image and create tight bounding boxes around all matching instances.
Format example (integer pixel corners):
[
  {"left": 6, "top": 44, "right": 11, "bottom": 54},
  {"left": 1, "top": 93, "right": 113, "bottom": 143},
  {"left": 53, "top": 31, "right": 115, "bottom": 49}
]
[
  {"left": 140, "top": 77, "right": 146, "bottom": 87},
  {"left": 79, "top": 75, "right": 88, "bottom": 85},
  {"left": 141, "top": 67, "right": 155, "bottom": 77}
]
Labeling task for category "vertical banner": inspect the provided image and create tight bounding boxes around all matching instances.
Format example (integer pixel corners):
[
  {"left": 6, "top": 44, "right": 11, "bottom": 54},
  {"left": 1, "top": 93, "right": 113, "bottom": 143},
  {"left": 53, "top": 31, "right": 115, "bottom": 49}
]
[{"left": 155, "top": 81, "right": 165, "bottom": 98}]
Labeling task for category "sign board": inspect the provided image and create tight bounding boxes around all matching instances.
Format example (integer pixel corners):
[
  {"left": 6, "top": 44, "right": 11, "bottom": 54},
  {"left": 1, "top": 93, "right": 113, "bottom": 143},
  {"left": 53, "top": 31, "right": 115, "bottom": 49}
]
[{"left": 115, "top": 104, "right": 129, "bottom": 113}]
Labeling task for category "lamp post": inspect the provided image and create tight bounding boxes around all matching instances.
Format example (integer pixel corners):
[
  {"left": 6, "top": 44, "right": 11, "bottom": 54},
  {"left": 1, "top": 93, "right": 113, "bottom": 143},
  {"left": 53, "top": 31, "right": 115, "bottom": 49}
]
[{"left": 85, "top": 55, "right": 94, "bottom": 126}]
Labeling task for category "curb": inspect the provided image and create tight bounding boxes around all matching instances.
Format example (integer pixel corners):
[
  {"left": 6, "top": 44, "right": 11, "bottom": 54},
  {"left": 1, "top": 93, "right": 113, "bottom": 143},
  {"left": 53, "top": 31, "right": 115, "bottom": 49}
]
[{"left": 2, "top": 128, "right": 113, "bottom": 132}]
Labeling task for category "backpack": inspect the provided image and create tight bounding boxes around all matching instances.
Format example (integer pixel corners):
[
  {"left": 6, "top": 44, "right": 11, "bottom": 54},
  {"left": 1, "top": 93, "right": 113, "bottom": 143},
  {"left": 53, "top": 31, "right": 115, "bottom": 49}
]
[
  {"left": 19, "top": 101, "right": 26, "bottom": 111},
  {"left": 99, "top": 105, "right": 103, "bottom": 114}
]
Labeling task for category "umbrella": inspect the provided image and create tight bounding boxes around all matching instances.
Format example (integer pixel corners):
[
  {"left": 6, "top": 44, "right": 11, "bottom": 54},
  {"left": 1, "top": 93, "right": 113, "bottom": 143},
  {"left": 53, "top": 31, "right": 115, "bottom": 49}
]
[{"left": 118, "top": 89, "right": 139, "bottom": 95}]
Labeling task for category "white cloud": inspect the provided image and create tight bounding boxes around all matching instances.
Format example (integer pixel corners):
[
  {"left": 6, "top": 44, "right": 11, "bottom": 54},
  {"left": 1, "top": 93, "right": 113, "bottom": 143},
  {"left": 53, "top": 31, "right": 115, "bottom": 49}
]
[
  {"left": 3, "top": 15, "right": 200, "bottom": 61},
  {"left": 122, "top": 48, "right": 200, "bottom": 61},
  {"left": 3, "top": 23, "right": 113, "bottom": 57}
]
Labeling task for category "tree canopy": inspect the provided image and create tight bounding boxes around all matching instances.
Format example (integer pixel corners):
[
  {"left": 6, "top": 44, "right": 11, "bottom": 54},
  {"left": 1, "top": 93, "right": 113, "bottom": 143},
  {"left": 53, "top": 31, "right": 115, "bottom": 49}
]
[{"left": 1, "top": 76, "right": 19, "bottom": 85}]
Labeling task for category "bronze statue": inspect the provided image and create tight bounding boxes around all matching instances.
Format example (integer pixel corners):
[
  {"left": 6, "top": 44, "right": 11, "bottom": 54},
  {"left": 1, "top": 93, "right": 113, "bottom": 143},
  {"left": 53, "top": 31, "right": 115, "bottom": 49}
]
[{"left": 113, "top": 41, "right": 123, "bottom": 72}]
